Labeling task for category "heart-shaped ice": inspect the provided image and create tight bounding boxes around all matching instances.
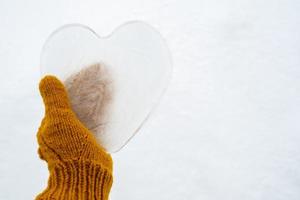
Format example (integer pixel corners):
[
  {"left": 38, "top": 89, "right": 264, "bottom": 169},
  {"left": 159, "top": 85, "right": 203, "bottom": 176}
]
[{"left": 40, "top": 22, "right": 172, "bottom": 153}]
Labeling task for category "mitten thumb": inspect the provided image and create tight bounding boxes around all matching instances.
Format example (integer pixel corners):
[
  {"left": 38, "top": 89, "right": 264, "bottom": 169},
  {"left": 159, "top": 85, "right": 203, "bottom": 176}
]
[{"left": 39, "top": 75, "right": 71, "bottom": 114}]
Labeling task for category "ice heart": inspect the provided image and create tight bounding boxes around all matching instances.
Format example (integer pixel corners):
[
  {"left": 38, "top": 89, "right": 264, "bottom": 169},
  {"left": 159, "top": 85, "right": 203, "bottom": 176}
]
[{"left": 40, "top": 22, "right": 172, "bottom": 153}]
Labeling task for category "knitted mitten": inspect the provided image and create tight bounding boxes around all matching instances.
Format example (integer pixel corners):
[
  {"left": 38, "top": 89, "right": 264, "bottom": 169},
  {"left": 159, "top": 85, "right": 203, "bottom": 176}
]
[{"left": 36, "top": 75, "right": 113, "bottom": 200}]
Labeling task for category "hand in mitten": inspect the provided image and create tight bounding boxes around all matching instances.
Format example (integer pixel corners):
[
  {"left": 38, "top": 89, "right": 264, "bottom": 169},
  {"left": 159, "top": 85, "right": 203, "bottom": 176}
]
[{"left": 36, "top": 75, "right": 113, "bottom": 200}]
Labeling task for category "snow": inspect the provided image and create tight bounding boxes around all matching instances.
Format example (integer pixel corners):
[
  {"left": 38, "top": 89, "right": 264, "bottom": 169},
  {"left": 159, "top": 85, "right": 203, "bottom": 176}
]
[{"left": 0, "top": 0, "right": 300, "bottom": 199}]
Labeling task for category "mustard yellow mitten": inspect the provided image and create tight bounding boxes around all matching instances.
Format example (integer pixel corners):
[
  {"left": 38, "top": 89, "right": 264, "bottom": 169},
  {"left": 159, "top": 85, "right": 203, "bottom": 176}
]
[{"left": 36, "top": 75, "right": 113, "bottom": 200}]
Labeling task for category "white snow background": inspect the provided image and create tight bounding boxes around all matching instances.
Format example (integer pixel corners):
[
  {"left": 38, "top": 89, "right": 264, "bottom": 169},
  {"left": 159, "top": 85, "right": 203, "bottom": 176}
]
[{"left": 0, "top": 0, "right": 300, "bottom": 199}]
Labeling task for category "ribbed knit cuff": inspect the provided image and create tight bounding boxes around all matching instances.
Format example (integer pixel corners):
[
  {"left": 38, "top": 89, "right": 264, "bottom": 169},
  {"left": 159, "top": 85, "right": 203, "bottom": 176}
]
[{"left": 36, "top": 160, "right": 113, "bottom": 200}]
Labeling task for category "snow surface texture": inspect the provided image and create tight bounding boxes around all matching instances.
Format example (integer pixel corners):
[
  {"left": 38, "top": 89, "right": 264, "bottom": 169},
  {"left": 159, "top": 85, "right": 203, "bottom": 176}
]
[{"left": 0, "top": 0, "right": 300, "bottom": 199}]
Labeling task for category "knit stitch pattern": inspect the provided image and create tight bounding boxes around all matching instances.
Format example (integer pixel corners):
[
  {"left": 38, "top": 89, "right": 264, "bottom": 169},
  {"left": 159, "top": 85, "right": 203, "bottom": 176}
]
[{"left": 36, "top": 75, "right": 113, "bottom": 200}]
